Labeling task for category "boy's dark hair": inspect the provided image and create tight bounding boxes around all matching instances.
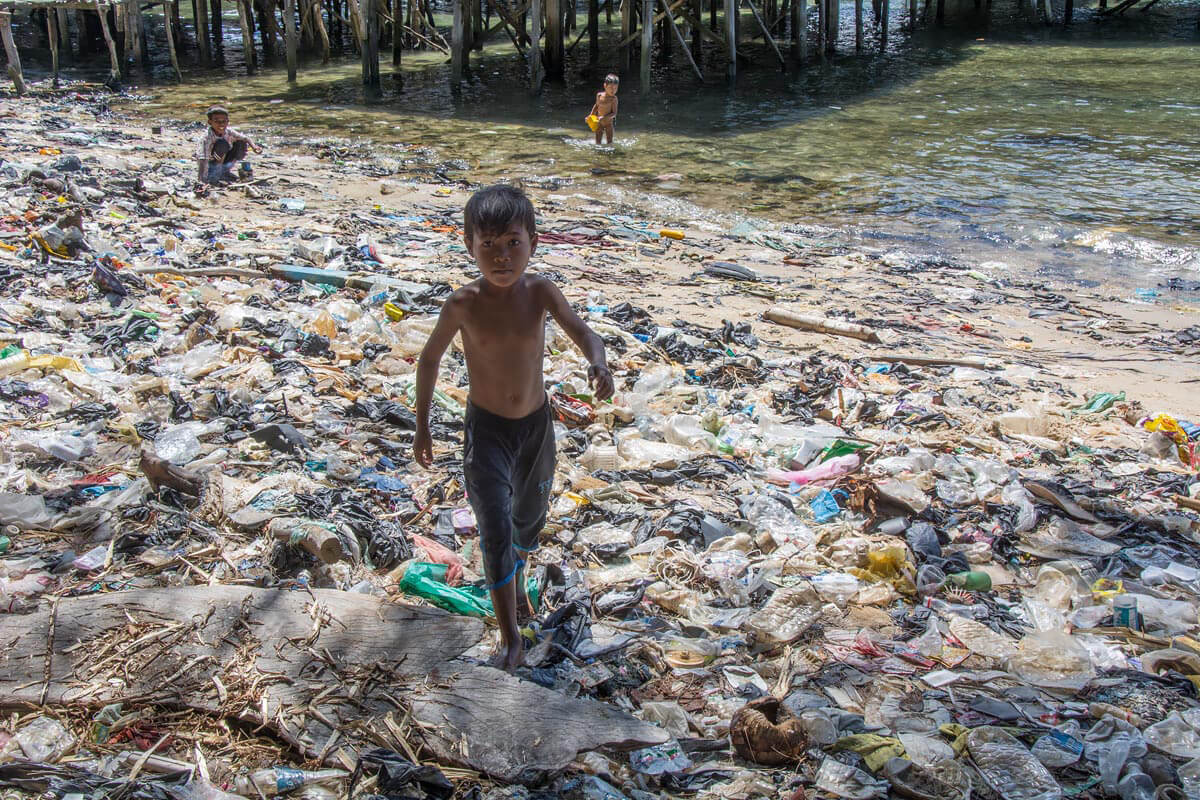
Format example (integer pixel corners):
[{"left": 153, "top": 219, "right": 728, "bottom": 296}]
[
  {"left": 604, "top": 74, "right": 619, "bottom": 84},
  {"left": 206, "top": 106, "right": 230, "bottom": 119},
  {"left": 463, "top": 184, "right": 537, "bottom": 240}
]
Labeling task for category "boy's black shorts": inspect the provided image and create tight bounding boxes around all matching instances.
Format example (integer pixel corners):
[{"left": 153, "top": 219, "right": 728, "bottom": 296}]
[{"left": 463, "top": 397, "right": 556, "bottom": 590}]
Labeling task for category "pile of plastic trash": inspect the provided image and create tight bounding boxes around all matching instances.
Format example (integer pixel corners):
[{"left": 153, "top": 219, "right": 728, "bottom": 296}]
[{"left": 2, "top": 87, "right": 1200, "bottom": 800}]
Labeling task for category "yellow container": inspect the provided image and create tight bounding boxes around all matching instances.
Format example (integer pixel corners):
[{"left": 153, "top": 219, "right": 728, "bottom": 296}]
[
  {"left": 585, "top": 114, "right": 600, "bottom": 132},
  {"left": 659, "top": 229, "right": 685, "bottom": 240},
  {"left": 383, "top": 302, "right": 405, "bottom": 321}
]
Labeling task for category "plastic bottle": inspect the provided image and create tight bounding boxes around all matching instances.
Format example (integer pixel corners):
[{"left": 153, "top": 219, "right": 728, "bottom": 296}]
[
  {"left": 967, "top": 727, "right": 1062, "bottom": 800},
  {"left": 1121, "top": 764, "right": 1160, "bottom": 800},
  {"left": 234, "top": 768, "right": 348, "bottom": 797},
  {"left": 1032, "top": 722, "right": 1084, "bottom": 768},
  {"left": 946, "top": 571, "right": 993, "bottom": 591},
  {"left": 924, "top": 596, "right": 988, "bottom": 619},
  {"left": 0, "top": 351, "right": 30, "bottom": 377}
]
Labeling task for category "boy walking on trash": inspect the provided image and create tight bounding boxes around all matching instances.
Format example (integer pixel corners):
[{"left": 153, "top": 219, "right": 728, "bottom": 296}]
[
  {"left": 195, "top": 106, "right": 262, "bottom": 186},
  {"left": 414, "top": 184, "right": 614, "bottom": 671}
]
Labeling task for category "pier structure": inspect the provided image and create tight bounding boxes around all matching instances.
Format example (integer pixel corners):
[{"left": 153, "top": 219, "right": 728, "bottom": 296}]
[{"left": 0, "top": 0, "right": 1169, "bottom": 94}]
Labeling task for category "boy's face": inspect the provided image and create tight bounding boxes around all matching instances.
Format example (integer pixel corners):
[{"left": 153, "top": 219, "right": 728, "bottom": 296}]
[
  {"left": 604, "top": 82, "right": 618, "bottom": 96},
  {"left": 466, "top": 224, "right": 537, "bottom": 288},
  {"left": 208, "top": 113, "right": 229, "bottom": 134}
]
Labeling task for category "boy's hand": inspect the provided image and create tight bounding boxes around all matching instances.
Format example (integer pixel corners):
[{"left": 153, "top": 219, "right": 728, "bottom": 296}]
[
  {"left": 588, "top": 364, "right": 614, "bottom": 401},
  {"left": 252, "top": 144, "right": 264, "bottom": 155},
  {"left": 414, "top": 427, "right": 434, "bottom": 468}
]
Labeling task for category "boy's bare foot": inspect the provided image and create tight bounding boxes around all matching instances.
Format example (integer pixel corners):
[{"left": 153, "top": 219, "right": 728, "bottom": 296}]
[{"left": 491, "top": 639, "right": 525, "bottom": 672}]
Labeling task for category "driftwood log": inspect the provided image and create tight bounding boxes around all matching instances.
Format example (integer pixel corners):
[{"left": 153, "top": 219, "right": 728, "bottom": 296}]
[
  {"left": 0, "top": 587, "right": 483, "bottom": 764},
  {"left": 410, "top": 664, "right": 669, "bottom": 784}
]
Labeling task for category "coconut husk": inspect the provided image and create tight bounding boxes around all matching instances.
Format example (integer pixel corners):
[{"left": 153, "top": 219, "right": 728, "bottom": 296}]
[{"left": 728, "top": 696, "right": 808, "bottom": 766}]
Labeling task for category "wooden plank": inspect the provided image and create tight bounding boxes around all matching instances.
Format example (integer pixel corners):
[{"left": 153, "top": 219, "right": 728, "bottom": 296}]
[
  {"left": 410, "top": 665, "right": 669, "bottom": 785},
  {"left": 639, "top": 0, "right": 651, "bottom": 85},
  {"left": 660, "top": 0, "right": 701, "bottom": 79},
  {"left": 0, "top": 11, "right": 26, "bottom": 94},
  {"left": 0, "top": 587, "right": 485, "bottom": 762}
]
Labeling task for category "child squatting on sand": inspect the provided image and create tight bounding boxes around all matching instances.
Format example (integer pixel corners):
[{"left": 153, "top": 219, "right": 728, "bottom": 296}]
[
  {"left": 413, "top": 184, "right": 614, "bottom": 671},
  {"left": 195, "top": 106, "right": 262, "bottom": 186}
]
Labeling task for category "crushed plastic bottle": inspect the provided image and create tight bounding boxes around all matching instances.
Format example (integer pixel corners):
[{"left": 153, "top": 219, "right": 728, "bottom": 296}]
[
  {"left": 1032, "top": 722, "right": 1085, "bottom": 768},
  {"left": 967, "top": 726, "right": 1062, "bottom": 800}
]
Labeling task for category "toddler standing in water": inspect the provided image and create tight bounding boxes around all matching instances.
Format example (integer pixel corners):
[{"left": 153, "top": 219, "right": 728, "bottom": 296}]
[
  {"left": 414, "top": 184, "right": 613, "bottom": 670},
  {"left": 587, "top": 74, "right": 619, "bottom": 145}
]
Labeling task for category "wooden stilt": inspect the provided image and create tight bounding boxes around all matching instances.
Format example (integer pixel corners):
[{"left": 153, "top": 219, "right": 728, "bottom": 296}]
[
  {"left": 1040, "top": 0, "right": 1051, "bottom": 21},
  {"left": 255, "top": 0, "right": 281, "bottom": 61},
  {"left": 659, "top": 6, "right": 669, "bottom": 54},
  {"left": 660, "top": 0, "right": 702, "bottom": 78},
  {"left": 880, "top": 0, "right": 887, "bottom": 45},
  {"left": 825, "top": 0, "right": 836, "bottom": 52},
  {"left": 723, "top": 0, "right": 734, "bottom": 74},
  {"left": 284, "top": 0, "right": 298, "bottom": 78},
  {"left": 690, "top": 0, "right": 700, "bottom": 54},
  {"left": 366, "top": 0, "right": 381, "bottom": 85},
  {"left": 0, "top": 12, "right": 24, "bottom": 94},
  {"left": 393, "top": 0, "right": 403, "bottom": 61},
  {"left": 170, "top": 0, "right": 184, "bottom": 48},
  {"left": 853, "top": 0, "right": 860, "bottom": 50},
  {"left": 588, "top": 0, "right": 598, "bottom": 61},
  {"left": 620, "top": 0, "right": 631, "bottom": 69},
  {"left": 640, "top": 0, "right": 651, "bottom": 83},
  {"left": 935, "top": 0, "right": 943, "bottom": 23},
  {"left": 473, "top": 0, "right": 484, "bottom": 49},
  {"left": 790, "top": 0, "right": 803, "bottom": 60},
  {"left": 236, "top": 0, "right": 255, "bottom": 70},
  {"left": 546, "top": 0, "right": 562, "bottom": 75},
  {"left": 529, "top": 0, "right": 542, "bottom": 89},
  {"left": 124, "top": 1, "right": 141, "bottom": 71},
  {"left": 211, "top": 0, "right": 222, "bottom": 47},
  {"left": 908, "top": 0, "right": 915, "bottom": 28},
  {"left": 744, "top": 0, "right": 783, "bottom": 66},
  {"left": 196, "top": 0, "right": 211, "bottom": 62},
  {"left": 164, "top": 1, "right": 183, "bottom": 79},
  {"left": 451, "top": 0, "right": 465, "bottom": 79},
  {"left": 95, "top": 1, "right": 121, "bottom": 82},
  {"left": 56, "top": 8, "right": 71, "bottom": 52},
  {"left": 607, "top": 0, "right": 613, "bottom": 23},
  {"left": 1063, "top": 0, "right": 1072, "bottom": 22},
  {"left": 310, "top": 0, "right": 330, "bottom": 60},
  {"left": 47, "top": 11, "right": 61, "bottom": 86},
  {"left": 816, "top": 0, "right": 825, "bottom": 57}
]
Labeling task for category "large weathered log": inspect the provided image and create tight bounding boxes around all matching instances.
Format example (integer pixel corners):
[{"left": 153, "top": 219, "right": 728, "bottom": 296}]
[
  {"left": 0, "top": 587, "right": 484, "bottom": 762},
  {"left": 410, "top": 664, "right": 669, "bottom": 785}
]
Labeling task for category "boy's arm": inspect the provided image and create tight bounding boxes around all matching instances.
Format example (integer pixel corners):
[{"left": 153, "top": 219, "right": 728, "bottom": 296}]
[
  {"left": 609, "top": 96, "right": 618, "bottom": 120},
  {"left": 413, "top": 295, "right": 467, "bottom": 467},
  {"left": 195, "top": 134, "right": 210, "bottom": 181},
  {"left": 228, "top": 127, "right": 264, "bottom": 154},
  {"left": 538, "top": 279, "right": 614, "bottom": 400}
]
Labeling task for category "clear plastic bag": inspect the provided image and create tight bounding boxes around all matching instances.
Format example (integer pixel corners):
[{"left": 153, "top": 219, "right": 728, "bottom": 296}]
[{"left": 967, "top": 726, "right": 1062, "bottom": 800}]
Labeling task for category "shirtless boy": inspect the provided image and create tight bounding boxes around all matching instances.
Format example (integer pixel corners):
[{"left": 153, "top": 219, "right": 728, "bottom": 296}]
[
  {"left": 414, "top": 184, "right": 614, "bottom": 671},
  {"left": 588, "top": 74, "right": 619, "bottom": 145}
]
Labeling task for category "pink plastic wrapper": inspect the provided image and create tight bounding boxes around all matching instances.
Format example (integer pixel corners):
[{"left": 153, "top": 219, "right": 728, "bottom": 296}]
[
  {"left": 766, "top": 454, "right": 860, "bottom": 487},
  {"left": 411, "top": 533, "right": 464, "bottom": 586}
]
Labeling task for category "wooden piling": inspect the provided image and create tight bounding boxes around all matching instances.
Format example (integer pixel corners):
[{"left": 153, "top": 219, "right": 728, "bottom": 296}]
[
  {"left": 366, "top": 0, "right": 380, "bottom": 85},
  {"left": 723, "top": 0, "right": 734, "bottom": 74},
  {"left": 529, "top": 0, "right": 542, "bottom": 89},
  {"left": 545, "top": 0, "right": 562, "bottom": 75},
  {"left": 620, "top": 0, "right": 631, "bottom": 69},
  {"left": 473, "top": 0, "right": 484, "bottom": 49},
  {"left": 211, "top": 0, "right": 222, "bottom": 44},
  {"left": 284, "top": 0, "right": 298, "bottom": 78},
  {"left": 690, "top": 0, "right": 701, "bottom": 54},
  {"left": 825, "top": 0, "right": 836, "bottom": 52},
  {"left": 815, "top": 0, "right": 823, "bottom": 57},
  {"left": 745, "top": 0, "right": 783, "bottom": 66},
  {"left": 908, "top": 0, "right": 915, "bottom": 28},
  {"left": 96, "top": 0, "right": 121, "bottom": 82},
  {"left": 236, "top": 0, "right": 255, "bottom": 70},
  {"left": 1, "top": 11, "right": 25, "bottom": 94},
  {"left": 935, "top": 0, "right": 943, "bottom": 23},
  {"left": 197, "top": 0, "right": 212, "bottom": 62},
  {"left": 1064, "top": 0, "right": 1072, "bottom": 22},
  {"left": 165, "top": 1, "right": 183, "bottom": 79},
  {"left": 640, "top": 0, "right": 651, "bottom": 83},
  {"left": 255, "top": 0, "right": 281, "bottom": 61},
  {"left": 309, "top": 0, "right": 330, "bottom": 60},
  {"left": 451, "top": 0, "right": 464, "bottom": 79},
  {"left": 791, "top": 0, "right": 804, "bottom": 61},
  {"left": 56, "top": 8, "right": 70, "bottom": 51},
  {"left": 47, "top": 10, "right": 60, "bottom": 85},
  {"left": 660, "top": 0, "right": 702, "bottom": 78},
  {"left": 588, "top": 0, "right": 598, "bottom": 61},
  {"left": 880, "top": 0, "right": 887, "bottom": 45},
  {"left": 853, "top": 0, "right": 860, "bottom": 50}
]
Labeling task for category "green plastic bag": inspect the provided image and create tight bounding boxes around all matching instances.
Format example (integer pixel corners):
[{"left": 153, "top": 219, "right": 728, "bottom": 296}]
[
  {"left": 398, "top": 562, "right": 538, "bottom": 618},
  {"left": 819, "top": 439, "right": 871, "bottom": 463},
  {"left": 1076, "top": 391, "right": 1125, "bottom": 415}
]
